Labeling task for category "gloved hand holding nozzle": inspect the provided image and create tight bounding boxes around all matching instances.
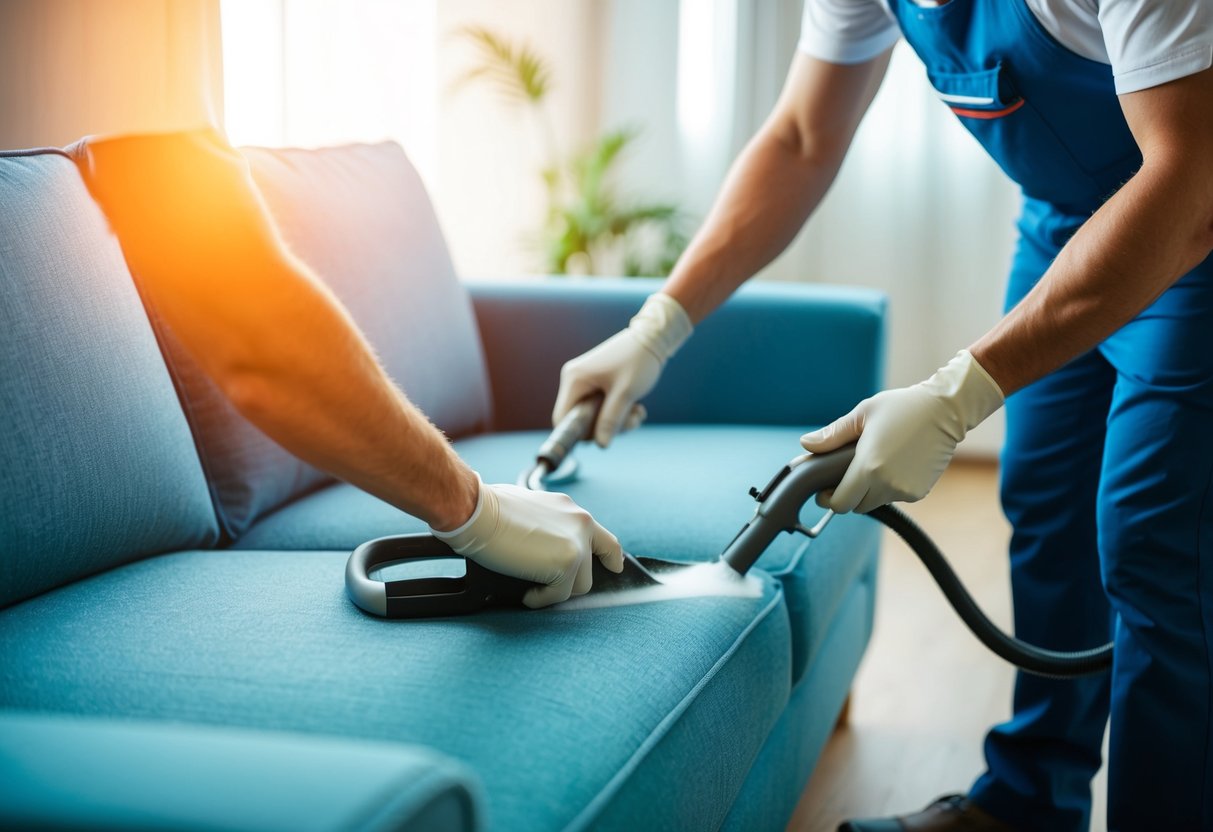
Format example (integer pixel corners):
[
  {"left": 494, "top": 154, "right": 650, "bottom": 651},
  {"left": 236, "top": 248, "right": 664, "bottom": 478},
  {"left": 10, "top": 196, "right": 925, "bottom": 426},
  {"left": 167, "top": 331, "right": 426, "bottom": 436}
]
[
  {"left": 553, "top": 293, "right": 693, "bottom": 447},
  {"left": 430, "top": 477, "right": 624, "bottom": 608},
  {"left": 801, "top": 350, "right": 1004, "bottom": 514}
]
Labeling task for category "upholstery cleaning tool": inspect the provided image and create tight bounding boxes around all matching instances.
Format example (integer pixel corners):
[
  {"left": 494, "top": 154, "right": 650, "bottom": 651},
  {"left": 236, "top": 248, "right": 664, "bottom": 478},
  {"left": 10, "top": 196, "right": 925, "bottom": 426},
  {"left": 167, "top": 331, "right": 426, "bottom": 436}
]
[
  {"left": 347, "top": 398, "right": 1113, "bottom": 678},
  {"left": 519, "top": 391, "right": 604, "bottom": 491},
  {"left": 345, "top": 394, "right": 666, "bottom": 619}
]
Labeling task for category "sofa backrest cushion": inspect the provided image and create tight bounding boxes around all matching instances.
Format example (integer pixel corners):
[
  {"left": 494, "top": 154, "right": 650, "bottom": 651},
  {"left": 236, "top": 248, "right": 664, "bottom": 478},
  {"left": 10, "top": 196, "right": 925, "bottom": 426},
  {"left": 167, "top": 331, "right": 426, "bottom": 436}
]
[
  {"left": 0, "top": 150, "right": 220, "bottom": 608},
  {"left": 244, "top": 143, "right": 491, "bottom": 436},
  {"left": 146, "top": 141, "right": 492, "bottom": 540}
]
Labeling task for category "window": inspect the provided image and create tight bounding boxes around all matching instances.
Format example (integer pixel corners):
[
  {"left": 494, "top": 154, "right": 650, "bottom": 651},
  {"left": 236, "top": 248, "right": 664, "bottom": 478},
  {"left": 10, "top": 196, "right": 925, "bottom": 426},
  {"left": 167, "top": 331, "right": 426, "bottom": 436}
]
[{"left": 219, "top": 0, "right": 436, "bottom": 182}]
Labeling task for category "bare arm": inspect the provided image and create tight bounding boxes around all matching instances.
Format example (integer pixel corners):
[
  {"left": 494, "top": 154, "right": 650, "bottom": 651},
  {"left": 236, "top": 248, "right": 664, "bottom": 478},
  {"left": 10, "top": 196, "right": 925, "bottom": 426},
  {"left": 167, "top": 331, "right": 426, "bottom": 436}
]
[
  {"left": 971, "top": 66, "right": 1213, "bottom": 395},
  {"left": 78, "top": 130, "right": 477, "bottom": 530},
  {"left": 663, "top": 50, "right": 892, "bottom": 323}
]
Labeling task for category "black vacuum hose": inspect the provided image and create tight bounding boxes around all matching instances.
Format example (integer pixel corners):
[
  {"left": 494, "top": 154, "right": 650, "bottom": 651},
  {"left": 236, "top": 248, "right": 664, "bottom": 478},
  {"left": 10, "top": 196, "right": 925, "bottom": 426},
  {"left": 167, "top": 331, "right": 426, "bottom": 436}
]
[
  {"left": 528, "top": 400, "right": 1113, "bottom": 679},
  {"left": 867, "top": 504, "right": 1113, "bottom": 678}
]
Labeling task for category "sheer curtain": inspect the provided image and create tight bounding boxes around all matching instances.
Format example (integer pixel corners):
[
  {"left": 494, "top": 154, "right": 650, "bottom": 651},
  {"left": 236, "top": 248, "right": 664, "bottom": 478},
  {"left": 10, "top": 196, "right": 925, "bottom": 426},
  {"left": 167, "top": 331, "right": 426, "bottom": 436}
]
[
  {"left": 219, "top": 0, "right": 437, "bottom": 186},
  {"left": 220, "top": 0, "right": 607, "bottom": 281}
]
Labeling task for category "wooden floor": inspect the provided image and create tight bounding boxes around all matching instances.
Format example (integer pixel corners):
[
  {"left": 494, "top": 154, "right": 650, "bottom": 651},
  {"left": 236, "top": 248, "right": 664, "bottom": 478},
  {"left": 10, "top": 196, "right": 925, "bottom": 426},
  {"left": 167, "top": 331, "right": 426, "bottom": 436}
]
[{"left": 789, "top": 461, "right": 1108, "bottom": 832}]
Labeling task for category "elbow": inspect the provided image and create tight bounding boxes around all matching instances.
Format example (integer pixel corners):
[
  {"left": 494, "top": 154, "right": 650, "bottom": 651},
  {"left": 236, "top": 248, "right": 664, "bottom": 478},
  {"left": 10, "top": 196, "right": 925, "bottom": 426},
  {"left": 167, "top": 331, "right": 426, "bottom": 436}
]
[
  {"left": 1201, "top": 200, "right": 1213, "bottom": 255},
  {"left": 1140, "top": 152, "right": 1213, "bottom": 264},
  {"left": 1177, "top": 203, "right": 1213, "bottom": 271},
  {"left": 768, "top": 117, "right": 847, "bottom": 169},
  {"left": 1177, "top": 160, "right": 1213, "bottom": 255},
  {"left": 1185, "top": 190, "right": 1213, "bottom": 264},
  {"left": 215, "top": 362, "right": 286, "bottom": 427},
  {"left": 200, "top": 324, "right": 312, "bottom": 427}
]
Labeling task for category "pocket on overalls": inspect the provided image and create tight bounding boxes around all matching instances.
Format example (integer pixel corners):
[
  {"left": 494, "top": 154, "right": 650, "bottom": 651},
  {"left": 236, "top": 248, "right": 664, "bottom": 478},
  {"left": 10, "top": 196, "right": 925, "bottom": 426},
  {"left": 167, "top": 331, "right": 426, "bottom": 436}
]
[{"left": 927, "top": 62, "right": 1105, "bottom": 209}]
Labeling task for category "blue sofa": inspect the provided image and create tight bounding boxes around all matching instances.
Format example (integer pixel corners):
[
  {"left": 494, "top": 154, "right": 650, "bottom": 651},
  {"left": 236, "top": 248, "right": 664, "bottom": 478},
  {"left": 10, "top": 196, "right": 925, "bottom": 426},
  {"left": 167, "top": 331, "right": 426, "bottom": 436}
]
[{"left": 0, "top": 141, "right": 886, "bottom": 831}]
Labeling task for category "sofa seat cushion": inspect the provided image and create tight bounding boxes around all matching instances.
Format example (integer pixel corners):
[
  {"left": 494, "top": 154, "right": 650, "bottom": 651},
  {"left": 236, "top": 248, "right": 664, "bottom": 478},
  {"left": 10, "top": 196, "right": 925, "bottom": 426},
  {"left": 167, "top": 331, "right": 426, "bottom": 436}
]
[
  {"left": 0, "top": 548, "right": 791, "bottom": 832},
  {"left": 236, "top": 425, "right": 882, "bottom": 678}
]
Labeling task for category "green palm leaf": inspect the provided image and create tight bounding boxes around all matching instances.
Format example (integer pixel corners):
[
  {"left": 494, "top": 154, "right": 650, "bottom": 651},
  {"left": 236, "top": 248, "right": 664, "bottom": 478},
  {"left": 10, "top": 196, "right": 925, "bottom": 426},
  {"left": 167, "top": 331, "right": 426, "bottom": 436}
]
[
  {"left": 452, "top": 27, "right": 689, "bottom": 275},
  {"left": 451, "top": 26, "right": 551, "bottom": 104}
]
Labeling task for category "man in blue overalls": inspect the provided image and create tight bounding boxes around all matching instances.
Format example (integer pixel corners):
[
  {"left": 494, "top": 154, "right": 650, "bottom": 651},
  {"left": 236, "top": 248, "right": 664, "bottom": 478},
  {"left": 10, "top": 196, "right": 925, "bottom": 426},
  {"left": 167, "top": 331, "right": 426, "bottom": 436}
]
[{"left": 554, "top": 1, "right": 1213, "bottom": 829}]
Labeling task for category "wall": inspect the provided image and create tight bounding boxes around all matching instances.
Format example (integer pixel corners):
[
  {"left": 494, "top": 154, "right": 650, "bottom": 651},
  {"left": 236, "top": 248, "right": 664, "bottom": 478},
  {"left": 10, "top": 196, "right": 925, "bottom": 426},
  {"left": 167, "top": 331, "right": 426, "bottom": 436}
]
[
  {"left": 0, "top": 0, "right": 222, "bottom": 148},
  {"left": 433, "top": 0, "right": 606, "bottom": 278}
]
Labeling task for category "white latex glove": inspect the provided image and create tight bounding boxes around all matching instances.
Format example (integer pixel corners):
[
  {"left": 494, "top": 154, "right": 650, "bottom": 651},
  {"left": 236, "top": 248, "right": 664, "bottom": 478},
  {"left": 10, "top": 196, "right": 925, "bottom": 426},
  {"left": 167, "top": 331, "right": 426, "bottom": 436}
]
[
  {"left": 800, "top": 350, "right": 1004, "bottom": 514},
  {"left": 553, "top": 293, "right": 693, "bottom": 447},
  {"left": 430, "top": 478, "right": 625, "bottom": 608}
]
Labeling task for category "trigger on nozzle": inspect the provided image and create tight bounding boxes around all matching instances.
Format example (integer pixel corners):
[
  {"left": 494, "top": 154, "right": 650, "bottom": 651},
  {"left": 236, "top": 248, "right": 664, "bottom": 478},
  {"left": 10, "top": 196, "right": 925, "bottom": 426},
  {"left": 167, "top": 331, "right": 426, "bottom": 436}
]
[
  {"left": 751, "top": 465, "right": 792, "bottom": 503},
  {"left": 795, "top": 510, "right": 835, "bottom": 538}
]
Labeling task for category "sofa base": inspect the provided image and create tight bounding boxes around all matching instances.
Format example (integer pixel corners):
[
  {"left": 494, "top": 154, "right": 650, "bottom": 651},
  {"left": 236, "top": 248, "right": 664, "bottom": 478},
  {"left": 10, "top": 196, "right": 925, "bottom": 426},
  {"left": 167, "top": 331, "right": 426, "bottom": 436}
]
[{"left": 723, "top": 571, "right": 876, "bottom": 831}]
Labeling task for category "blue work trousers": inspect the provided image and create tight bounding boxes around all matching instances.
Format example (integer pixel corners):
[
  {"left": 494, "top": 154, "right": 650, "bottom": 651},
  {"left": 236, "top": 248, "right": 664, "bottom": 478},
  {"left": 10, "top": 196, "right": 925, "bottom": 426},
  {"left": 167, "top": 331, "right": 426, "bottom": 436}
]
[{"left": 969, "top": 231, "right": 1213, "bottom": 831}]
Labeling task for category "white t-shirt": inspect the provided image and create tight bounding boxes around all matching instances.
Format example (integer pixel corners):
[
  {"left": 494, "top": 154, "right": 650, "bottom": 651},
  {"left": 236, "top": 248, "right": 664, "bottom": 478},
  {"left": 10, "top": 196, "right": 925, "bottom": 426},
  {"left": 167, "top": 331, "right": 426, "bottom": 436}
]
[{"left": 798, "top": 0, "right": 1213, "bottom": 94}]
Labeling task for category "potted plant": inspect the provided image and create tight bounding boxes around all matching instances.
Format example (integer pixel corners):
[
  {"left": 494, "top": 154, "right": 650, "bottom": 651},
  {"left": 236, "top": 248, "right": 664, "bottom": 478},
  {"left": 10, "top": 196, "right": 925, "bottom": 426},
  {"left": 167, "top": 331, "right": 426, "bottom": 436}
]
[{"left": 453, "top": 26, "right": 688, "bottom": 276}]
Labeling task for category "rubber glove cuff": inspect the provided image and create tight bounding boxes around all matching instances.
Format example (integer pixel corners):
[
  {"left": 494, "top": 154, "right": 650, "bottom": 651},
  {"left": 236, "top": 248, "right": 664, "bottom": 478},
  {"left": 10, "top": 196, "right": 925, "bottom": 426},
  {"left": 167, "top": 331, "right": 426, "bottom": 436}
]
[
  {"left": 429, "top": 474, "right": 491, "bottom": 554},
  {"left": 927, "top": 349, "right": 1005, "bottom": 438},
  {"left": 799, "top": 350, "right": 1005, "bottom": 514},
  {"left": 629, "top": 293, "right": 693, "bottom": 364}
]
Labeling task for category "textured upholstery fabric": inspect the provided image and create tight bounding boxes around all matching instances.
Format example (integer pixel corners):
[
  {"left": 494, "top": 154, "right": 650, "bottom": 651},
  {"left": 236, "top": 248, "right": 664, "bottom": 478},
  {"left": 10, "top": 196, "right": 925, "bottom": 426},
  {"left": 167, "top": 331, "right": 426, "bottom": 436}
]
[
  {"left": 137, "top": 141, "right": 492, "bottom": 540},
  {"left": 469, "top": 278, "right": 887, "bottom": 431},
  {"left": 723, "top": 577, "right": 875, "bottom": 831},
  {"left": 0, "top": 712, "right": 482, "bottom": 832},
  {"left": 236, "top": 425, "right": 882, "bottom": 679},
  {"left": 152, "top": 326, "right": 331, "bottom": 541},
  {"left": 244, "top": 143, "right": 491, "bottom": 435},
  {"left": 0, "top": 549, "right": 791, "bottom": 832},
  {"left": 0, "top": 150, "right": 218, "bottom": 609}
]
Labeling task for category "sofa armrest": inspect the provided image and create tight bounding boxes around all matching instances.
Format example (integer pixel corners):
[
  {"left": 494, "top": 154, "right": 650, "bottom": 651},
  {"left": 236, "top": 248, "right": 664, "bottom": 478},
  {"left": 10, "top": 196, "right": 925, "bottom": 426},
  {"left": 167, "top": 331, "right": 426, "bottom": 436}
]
[
  {"left": 0, "top": 713, "right": 482, "bottom": 832},
  {"left": 468, "top": 277, "right": 886, "bottom": 432}
]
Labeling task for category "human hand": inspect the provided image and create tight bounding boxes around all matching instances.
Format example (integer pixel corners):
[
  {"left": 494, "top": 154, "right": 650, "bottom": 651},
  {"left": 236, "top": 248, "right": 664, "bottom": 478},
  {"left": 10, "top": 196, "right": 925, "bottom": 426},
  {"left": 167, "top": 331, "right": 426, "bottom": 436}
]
[
  {"left": 430, "top": 479, "right": 624, "bottom": 608},
  {"left": 800, "top": 350, "right": 1004, "bottom": 514},
  {"left": 553, "top": 293, "right": 692, "bottom": 447}
]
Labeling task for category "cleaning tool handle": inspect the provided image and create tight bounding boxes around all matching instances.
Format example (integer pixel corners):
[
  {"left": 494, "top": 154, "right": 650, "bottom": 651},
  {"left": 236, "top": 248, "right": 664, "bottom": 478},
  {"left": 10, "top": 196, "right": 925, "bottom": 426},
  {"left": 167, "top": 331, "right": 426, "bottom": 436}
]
[
  {"left": 721, "top": 445, "right": 856, "bottom": 575},
  {"left": 346, "top": 534, "right": 536, "bottom": 618},
  {"left": 721, "top": 443, "right": 1113, "bottom": 678},
  {"left": 537, "top": 392, "right": 604, "bottom": 470}
]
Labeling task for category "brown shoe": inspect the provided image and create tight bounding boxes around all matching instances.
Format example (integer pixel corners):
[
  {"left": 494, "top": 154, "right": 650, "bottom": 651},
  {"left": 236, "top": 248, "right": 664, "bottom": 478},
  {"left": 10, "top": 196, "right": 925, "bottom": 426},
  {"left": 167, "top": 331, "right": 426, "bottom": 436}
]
[{"left": 839, "top": 794, "right": 1017, "bottom": 831}]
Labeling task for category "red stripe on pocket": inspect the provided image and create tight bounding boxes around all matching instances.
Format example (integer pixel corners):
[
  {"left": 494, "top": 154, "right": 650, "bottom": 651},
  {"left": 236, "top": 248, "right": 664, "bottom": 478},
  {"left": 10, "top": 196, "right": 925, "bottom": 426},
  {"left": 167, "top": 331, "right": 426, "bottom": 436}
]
[{"left": 950, "top": 99, "right": 1025, "bottom": 119}]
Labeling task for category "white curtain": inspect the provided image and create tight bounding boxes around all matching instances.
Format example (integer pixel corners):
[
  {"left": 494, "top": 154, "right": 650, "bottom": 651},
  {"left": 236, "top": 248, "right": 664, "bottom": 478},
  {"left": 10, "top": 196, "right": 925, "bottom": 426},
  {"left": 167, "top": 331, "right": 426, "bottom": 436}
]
[
  {"left": 230, "top": 0, "right": 1022, "bottom": 456},
  {"left": 220, "top": 0, "right": 437, "bottom": 182},
  {"left": 219, "top": 0, "right": 606, "bottom": 281}
]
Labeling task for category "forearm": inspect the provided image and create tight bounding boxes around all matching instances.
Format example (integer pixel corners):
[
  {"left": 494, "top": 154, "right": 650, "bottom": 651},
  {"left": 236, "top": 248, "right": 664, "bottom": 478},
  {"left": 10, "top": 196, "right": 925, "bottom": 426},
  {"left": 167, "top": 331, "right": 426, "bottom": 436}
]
[
  {"left": 662, "top": 128, "right": 844, "bottom": 322},
  {"left": 663, "top": 50, "right": 892, "bottom": 323},
  {"left": 973, "top": 68, "right": 1213, "bottom": 395},
  {"left": 79, "top": 131, "right": 477, "bottom": 530},
  {"left": 971, "top": 144, "right": 1213, "bottom": 395},
  {"left": 214, "top": 254, "right": 479, "bottom": 530}
]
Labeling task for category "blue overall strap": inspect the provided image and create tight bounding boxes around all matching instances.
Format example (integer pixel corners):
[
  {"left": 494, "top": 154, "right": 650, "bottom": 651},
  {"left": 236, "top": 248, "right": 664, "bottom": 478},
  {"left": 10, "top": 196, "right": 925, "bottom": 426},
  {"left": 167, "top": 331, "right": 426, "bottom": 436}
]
[{"left": 886, "top": 0, "right": 1141, "bottom": 246}]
